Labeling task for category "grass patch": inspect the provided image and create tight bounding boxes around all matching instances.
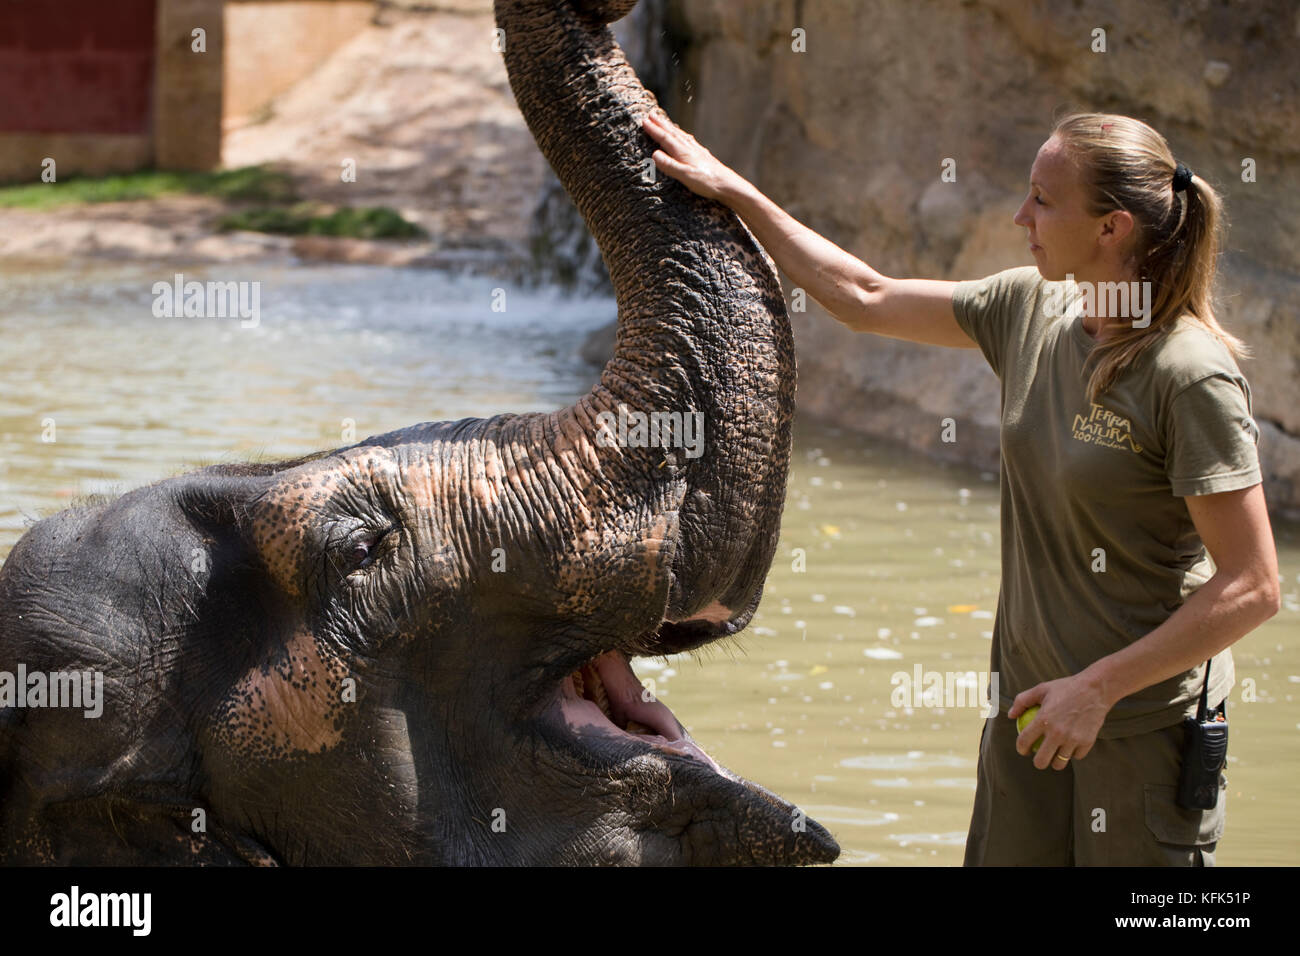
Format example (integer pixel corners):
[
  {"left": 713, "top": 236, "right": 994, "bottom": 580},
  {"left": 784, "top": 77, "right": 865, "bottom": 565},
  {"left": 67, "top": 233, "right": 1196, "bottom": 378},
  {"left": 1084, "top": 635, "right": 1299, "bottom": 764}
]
[
  {"left": 0, "top": 165, "right": 424, "bottom": 241},
  {"left": 0, "top": 164, "right": 421, "bottom": 239},
  {"left": 216, "top": 204, "right": 425, "bottom": 239},
  {"left": 0, "top": 165, "right": 298, "bottom": 210}
]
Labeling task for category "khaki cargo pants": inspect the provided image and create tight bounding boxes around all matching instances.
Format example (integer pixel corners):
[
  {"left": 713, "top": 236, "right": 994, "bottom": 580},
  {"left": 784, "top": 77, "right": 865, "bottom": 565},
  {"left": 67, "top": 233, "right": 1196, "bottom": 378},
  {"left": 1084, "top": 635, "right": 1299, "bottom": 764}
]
[{"left": 963, "top": 709, "right": 1226, "bottom": 866}]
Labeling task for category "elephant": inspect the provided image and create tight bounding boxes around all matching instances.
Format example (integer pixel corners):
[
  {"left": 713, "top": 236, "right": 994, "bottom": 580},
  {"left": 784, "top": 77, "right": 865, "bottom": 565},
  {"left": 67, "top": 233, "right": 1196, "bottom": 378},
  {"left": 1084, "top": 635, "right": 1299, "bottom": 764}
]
[{"left": 0, "top": 0, "right": 840, "bottom": 866}]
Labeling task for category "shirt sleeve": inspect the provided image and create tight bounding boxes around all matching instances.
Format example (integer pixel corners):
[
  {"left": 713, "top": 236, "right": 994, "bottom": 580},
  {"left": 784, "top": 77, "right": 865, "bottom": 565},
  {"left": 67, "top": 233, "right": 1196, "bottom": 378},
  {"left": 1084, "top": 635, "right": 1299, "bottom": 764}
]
[
  {"left": 950, "top": 267, "right": 1039, "bottom": 379},
  {"left": 1165, "top": 372, "right": 1263, "bottom": 496}
]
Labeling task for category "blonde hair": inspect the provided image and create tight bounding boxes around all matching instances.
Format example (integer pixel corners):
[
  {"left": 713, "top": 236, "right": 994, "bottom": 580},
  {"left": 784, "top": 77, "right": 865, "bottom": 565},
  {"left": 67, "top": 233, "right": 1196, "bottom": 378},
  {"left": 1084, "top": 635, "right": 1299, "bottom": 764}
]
[{"left": 1050, "top": 112, "right": 1250, "bottom": 402}]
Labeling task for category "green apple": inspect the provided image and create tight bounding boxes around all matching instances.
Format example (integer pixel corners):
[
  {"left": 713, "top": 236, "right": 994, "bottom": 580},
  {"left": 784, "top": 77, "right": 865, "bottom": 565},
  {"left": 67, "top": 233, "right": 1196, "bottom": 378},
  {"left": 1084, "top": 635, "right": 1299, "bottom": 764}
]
[{"left": 1016, "top": 704, "right": 1043, "bottom": 753}]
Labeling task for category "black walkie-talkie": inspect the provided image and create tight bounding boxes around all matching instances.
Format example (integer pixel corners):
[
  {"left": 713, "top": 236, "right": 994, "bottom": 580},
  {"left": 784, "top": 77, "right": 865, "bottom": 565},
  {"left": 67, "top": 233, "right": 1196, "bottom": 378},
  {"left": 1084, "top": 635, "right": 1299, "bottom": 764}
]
[{"left": 1176, "top": 658, "right": 1228, "bottom": 810}]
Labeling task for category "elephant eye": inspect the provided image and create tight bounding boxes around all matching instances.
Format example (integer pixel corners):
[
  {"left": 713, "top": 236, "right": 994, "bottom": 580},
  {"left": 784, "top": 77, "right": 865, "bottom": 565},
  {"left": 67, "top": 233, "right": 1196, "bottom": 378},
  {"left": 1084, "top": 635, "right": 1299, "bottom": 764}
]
[{"left": 345, "top": 526, "right": 395, "bottom": 574}]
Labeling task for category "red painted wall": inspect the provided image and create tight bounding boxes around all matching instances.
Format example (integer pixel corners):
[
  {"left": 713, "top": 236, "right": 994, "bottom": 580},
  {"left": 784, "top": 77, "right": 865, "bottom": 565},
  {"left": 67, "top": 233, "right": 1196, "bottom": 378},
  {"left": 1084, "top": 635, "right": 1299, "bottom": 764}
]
[{"left": 0, "top": 0, "right": 157, "bottom": 134}]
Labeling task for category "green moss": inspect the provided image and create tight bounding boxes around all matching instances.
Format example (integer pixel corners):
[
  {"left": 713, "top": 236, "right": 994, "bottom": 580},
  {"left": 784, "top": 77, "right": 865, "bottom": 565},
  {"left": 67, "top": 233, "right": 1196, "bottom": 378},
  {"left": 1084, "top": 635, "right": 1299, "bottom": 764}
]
[
  {"left": 0, "top": 165, "right": 297, "bottom": 209},
  {"left": 216, "top": 204, "right": 425, "bottom": 239},
  {"left": 0, "top": 166, "right": 422, "bottom": 240},
  {"left": 0, "top": 165, "right": 422, "bottom": 240}
]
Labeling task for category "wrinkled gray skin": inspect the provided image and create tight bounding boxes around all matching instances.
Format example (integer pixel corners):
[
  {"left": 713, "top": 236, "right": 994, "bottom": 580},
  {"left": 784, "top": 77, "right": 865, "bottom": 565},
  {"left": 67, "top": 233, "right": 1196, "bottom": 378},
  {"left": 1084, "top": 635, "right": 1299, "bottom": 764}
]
[{"left": 0, "top": 0, "right": 839, "bottom": 865}]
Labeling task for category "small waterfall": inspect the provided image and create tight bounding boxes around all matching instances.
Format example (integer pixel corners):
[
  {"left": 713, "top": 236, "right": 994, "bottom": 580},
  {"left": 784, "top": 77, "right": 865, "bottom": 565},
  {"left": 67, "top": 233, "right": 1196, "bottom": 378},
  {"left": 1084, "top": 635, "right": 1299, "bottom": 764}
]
[{"left": 521, "top": 0, "right": 680, "bottom": 306}]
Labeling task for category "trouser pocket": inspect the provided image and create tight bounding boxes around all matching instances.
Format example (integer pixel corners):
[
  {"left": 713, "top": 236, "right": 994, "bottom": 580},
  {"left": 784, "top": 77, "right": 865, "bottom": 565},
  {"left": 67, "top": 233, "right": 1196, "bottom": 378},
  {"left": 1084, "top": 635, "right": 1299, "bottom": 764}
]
[{"left": 1143, "top": 776, "right": 1226, "bottom": 866}]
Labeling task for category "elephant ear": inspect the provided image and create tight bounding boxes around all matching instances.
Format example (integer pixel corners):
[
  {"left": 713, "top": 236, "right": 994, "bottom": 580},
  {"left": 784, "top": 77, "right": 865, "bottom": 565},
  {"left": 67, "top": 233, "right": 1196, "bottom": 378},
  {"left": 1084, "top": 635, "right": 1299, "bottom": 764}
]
[
  {"left": 171, "top": 467, "right": 324, "bottom": 673},
  {"left": 173, "top": 458, "right": 337, "bottom": 605},
  {"left": 171, "top": 469, "right": 283, "bottom": 633},
  {"left": 173, "top": 469, "right": 360, "bottom": 762},
  {"left": 172, "top": 470, "right": 275, "bottom": 585},
  {"left": 173, "top": 469, "right": 265, "bottom": 532}
]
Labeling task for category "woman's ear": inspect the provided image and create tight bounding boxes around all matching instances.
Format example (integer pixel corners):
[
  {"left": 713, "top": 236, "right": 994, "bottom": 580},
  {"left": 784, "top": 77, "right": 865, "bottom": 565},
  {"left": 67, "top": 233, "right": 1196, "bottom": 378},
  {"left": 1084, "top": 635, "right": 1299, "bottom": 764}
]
[{"left": 1097, "top": 208, "right": 1137, "bottom": 249}]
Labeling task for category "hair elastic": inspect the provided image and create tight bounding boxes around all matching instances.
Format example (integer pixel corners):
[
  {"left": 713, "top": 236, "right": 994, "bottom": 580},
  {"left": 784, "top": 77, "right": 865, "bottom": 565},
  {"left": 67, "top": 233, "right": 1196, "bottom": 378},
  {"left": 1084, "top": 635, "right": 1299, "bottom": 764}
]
[{"left": 1172, "top": 162, "right": 1193, "bottom": 192}]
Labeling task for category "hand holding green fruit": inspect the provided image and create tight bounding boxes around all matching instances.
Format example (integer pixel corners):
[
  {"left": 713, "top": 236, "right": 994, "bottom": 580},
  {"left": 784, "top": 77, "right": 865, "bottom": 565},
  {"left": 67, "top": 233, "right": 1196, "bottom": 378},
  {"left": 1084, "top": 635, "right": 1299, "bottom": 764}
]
[{"left": 1016, "top": 704, "right": 1043, "bottom": 753}]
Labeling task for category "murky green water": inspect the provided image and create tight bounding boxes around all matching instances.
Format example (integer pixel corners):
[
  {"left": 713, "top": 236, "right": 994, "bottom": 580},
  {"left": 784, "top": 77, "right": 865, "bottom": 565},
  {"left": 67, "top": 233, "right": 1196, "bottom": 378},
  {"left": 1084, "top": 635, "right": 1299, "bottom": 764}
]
[{"left": 2, "top": 262, "right": 1296, "bottom": 865}]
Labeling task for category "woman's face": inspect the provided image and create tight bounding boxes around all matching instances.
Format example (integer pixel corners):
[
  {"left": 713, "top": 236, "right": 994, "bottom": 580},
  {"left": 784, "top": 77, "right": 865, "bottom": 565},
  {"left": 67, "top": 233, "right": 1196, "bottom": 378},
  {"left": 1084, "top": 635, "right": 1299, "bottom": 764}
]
[{"left": 1014, "top": 137, "right": 1110, "bottom": 282}]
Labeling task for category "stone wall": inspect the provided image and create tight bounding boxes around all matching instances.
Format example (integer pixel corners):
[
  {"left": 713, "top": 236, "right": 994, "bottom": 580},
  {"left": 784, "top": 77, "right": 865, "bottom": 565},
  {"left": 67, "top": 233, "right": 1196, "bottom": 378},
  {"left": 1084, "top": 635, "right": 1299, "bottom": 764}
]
[
  {"left": 653, "top": 0, "right": 1299, "bottom": 517},
  {"left": 0, "top": 0, "right": 372, "bottom": 180},
  {"left": 0, "top": 0, "right": 229, "bottom": 177},
  {"left": 0, "top": 0, "right": 157, "bottom": 181},
  {"left": 154, "top": 0, "right": 226, "bottom": 170}
]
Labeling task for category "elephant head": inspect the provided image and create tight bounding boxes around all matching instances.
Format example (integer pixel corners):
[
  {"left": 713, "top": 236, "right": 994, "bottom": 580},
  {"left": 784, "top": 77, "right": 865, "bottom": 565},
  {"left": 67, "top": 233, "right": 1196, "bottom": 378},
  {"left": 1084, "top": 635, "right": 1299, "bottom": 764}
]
[{"left": 0, "top": 0, "right": 839, "bottom": 866}]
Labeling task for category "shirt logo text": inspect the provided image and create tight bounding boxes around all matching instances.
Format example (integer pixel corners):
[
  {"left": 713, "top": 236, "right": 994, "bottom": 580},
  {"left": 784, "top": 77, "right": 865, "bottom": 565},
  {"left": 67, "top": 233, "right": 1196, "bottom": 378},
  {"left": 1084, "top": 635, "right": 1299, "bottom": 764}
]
[{"left": 1072, "top": 403, "right": 1143, "bottom": 453}]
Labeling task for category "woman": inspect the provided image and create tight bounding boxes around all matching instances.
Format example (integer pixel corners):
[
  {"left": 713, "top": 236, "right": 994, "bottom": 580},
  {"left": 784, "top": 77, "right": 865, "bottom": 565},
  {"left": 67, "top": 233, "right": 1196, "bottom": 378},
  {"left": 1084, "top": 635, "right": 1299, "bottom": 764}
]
[{"left": 642, "top": 108, "right": 1281, "bottom": 866}]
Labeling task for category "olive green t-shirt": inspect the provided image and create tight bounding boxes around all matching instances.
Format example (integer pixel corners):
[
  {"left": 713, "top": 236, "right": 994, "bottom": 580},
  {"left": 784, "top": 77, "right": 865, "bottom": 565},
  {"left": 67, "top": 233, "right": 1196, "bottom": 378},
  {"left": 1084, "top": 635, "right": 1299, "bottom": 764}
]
[{"left": 952, "top": 266, "right": 1263, "bottom": 737}]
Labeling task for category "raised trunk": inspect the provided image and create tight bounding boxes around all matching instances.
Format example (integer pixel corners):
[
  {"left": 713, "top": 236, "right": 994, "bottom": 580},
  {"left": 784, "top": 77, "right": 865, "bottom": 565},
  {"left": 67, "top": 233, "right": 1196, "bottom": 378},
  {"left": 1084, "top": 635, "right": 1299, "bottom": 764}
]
[{"left": 495, "top": 0, "right": 796, "bottom": 636}]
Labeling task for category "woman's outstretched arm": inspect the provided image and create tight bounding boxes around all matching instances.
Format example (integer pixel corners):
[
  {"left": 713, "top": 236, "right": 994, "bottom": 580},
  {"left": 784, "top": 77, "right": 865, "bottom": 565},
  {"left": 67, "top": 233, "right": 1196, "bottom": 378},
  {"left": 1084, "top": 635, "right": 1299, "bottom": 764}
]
[{"left": 643, "top": 111, "right": 975, "bottom": 349}]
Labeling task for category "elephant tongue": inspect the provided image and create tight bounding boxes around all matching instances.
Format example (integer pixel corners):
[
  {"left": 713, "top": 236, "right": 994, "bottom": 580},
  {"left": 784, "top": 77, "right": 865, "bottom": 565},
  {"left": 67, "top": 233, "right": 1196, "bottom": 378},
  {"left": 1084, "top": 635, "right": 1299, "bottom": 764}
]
[{"left": 562, "top": 650, "right": 723, "bottom": 774}]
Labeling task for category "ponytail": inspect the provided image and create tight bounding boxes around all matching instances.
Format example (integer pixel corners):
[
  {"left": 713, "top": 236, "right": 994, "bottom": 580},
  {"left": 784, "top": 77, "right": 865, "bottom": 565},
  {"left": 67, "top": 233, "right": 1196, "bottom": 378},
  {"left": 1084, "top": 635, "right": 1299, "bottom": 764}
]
[{"left": 1050, "top": 113, "right": 1250, "bottom": 402}]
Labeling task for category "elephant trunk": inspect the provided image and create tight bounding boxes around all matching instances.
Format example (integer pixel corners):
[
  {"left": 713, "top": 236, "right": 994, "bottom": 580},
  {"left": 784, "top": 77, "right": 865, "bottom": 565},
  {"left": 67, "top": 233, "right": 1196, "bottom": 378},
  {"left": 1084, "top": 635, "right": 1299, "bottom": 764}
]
[{"left": 494, "top": 0, "right": 795, "bottom": 632}]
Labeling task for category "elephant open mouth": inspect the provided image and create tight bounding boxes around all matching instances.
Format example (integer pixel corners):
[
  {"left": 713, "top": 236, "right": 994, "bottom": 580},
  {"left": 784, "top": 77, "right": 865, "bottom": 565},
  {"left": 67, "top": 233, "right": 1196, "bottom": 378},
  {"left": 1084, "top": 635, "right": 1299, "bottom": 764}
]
[
  {"left": 560, "top": 649, "right": 723, "bottom": 770},
  {"left": 544, "top": 639, "right": 840, "bottom": 866}
]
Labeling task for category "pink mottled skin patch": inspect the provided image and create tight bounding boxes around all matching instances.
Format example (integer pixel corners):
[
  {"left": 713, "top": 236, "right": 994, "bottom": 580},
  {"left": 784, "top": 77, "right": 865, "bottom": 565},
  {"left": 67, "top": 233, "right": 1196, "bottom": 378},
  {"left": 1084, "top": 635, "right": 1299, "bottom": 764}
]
[{"left": 216, "top": 629, "right": 350, "bottom": 760}]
